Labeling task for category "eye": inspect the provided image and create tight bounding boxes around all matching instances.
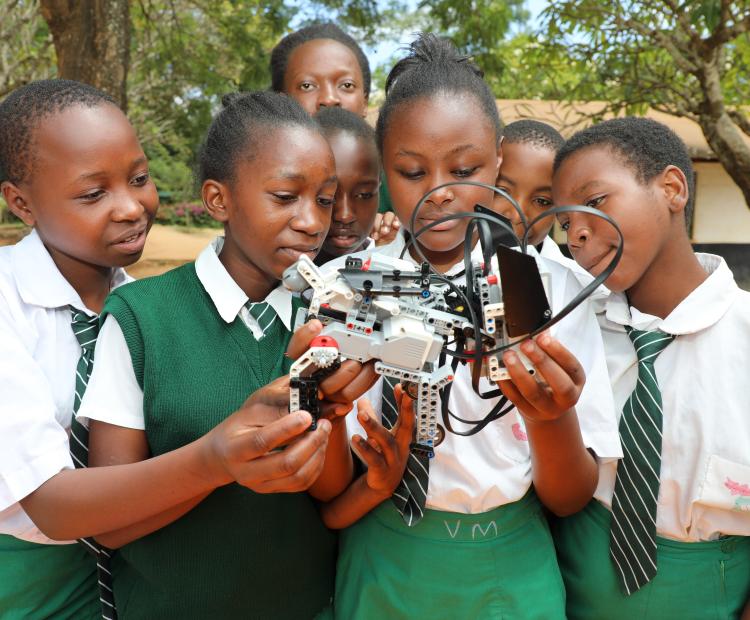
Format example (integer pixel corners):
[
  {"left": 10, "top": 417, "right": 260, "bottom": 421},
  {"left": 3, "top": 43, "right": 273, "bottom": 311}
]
[
  {"left": 453, "top": 166, "right": 479, "bottom": 178},
  {"left": 399, "top": 169, "right": 424, "bottom": 181},
  {"left": 299, "top": 81, "right": 315, "bottom": 91},
  {"left": 317, "top": 196, "right": 335, "bottom": 208},
  {"left": 356, "top": 192, "right": 375, "bottom": 200},
  {"left": 78, "top": 189, "right": 105, "bottom": 202},
  {"left": 585, "top": 195, "right": 605, "bottom": 209},
  {"left": 533, "top": 197, "right": 553, "bottom": 208},
  {"left": 272, "top": 193, "right": 297, "bottom": 203},
  {"left": 340, "top": 81, "right": 356, "bottom": 91},
  {"left": 558, "top": 217, "right": 570, "bottom": 231},
  {"left": 131, "top": 172, "right": 150, "bottom": 187}
]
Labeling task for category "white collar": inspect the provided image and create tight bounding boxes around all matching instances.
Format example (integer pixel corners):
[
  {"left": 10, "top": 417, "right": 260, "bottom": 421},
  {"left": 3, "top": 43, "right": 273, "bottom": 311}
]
[
  {"left": 194, "top": 236, "right": 293, "bottom": 329},
  {"left": 603, "top": 253, "right": 738, "bottom": 335},
  {"left": 11, "top": 229, "right": 129, "bottom": 316}
]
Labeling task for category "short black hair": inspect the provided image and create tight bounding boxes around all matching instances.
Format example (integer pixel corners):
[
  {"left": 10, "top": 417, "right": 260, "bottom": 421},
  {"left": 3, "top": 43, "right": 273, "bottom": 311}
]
[
  {"left": 376, "top": 33, "right": 502, "bottom": 152},
  {"left": 270, "top": 23, "right": 371, "bottom": 98},
  {"left": 316, "top": 106, "right": 376, "bottom": 145},
  {"left": 504, "top": 119, "right": 563, "bottom": 152},
  {"left": 0, "top": 79, "right": 117, "bottom": 184},
  {"left": 198, "top": 90, "right": 322, "bottom": 185},
  {"left": 554, "top": 116, "right": 696, "bottom": 221}
]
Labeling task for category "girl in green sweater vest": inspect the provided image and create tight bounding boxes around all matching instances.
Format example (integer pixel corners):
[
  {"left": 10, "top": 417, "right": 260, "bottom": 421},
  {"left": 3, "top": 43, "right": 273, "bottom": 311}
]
[{"left": 80, "top": 91, "right": 378, "bottom": 618}]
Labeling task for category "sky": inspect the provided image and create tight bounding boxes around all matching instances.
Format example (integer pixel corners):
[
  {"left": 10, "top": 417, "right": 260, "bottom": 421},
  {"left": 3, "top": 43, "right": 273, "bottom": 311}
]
[{"left": 363, "top": 0, "right": 549, "bottom": 67}]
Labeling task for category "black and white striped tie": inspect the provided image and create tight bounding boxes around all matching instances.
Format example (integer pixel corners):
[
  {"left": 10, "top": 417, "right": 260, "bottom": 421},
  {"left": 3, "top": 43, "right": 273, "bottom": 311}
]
[
  {"left": 381, "top": 377, "right": 430, "bottom": 526},
  {"left": 245, "top": 300, "right": 278, "bottom": 340},
  {"left": 610, "top": 327, "right": 675, "bottom": 595},
  {"left": 69, "top": 307, "right": 117, "bottom": 620}
]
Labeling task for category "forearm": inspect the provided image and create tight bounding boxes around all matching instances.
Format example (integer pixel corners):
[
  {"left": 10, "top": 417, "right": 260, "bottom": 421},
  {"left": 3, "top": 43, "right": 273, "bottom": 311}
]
[
  {"left": 525, "top": 408, "right": 598, "bottom": 516},
  {"left": 320, "top": 474, "right": 390, "bottom": 530},
  {"left": 309, "top": 420, "right": 353, "bottom": 501},
  {"left": 94, "top": 492, "right": 211, "bottom": 548},
  {"left": 20, "top": 436, "right": 228, "bottom": 540}
]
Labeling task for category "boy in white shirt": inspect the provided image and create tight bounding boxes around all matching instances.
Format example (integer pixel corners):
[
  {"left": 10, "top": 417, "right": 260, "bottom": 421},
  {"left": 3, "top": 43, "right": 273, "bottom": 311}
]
[{"left": 552, "top": 116, "right": 750, "bottom": 618}]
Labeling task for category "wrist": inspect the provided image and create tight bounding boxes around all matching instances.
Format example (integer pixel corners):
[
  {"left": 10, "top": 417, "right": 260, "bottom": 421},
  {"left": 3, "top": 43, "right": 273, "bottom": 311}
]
[
  {"left": 193, "top": 433, "right": 233, "bottom": 489},
  {"left": 520, "top": 406, "right": 576, "bottom": 427}
]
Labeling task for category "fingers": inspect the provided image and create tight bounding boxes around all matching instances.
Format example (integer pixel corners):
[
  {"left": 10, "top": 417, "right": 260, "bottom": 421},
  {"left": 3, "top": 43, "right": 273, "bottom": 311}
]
[
  {"left": 236, "top": 410, "right": 314, "bottom": 460},
  {"left": 371, "top": 213, "right": 383, "bottom": 242},
  {"left": 319, "top": 360, "right": 378, "bottom": 403},
  {"left": 535, "top": 332, "right": 586, "bottom": 388},
  {"left": 238, "top": 420, "right": 332, "bottom": 492},
  {"left": 351, "top": 434, "right": 387, "bottom": 471},
  {"left": 356, "top": 398, "right": 397, "bottom": 459},
  {"left": 286, "top": 319, "right": 323, "bottom": 360},
  {"left": 243, "top": 374, "right": 291, "bottom": 411},
  {"left": 392, "top": 384, "right": 415, "bottom": 452}
]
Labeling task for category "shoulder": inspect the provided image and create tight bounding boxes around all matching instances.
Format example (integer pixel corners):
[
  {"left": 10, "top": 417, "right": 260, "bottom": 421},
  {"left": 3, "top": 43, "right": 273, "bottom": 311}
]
[{"left": 107, "top": 262, "right": 197, "bottom": 305}]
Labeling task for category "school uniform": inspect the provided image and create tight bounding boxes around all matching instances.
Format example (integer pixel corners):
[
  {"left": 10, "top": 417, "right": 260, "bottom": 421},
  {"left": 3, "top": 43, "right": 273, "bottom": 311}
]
[
  {"left": 555, "top": 253, "right": 750, "bottom": 619},
  {"left": 78, "top": 236, "right": 336, "bottom": 619},
  {"left": 0, "top": 229, "right": 128, "bottom": 619},
  {"left": 320, "top": 233, "right": 622, "bottom": 619}
]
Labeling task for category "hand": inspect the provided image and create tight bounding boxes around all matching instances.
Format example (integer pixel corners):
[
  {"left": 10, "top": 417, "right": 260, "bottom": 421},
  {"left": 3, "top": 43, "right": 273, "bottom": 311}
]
[
  {"left": 287, "top": 319, "right": 379, "bottom": 420},
  {"left": 204, "top": 375, "right": 332, "bottom": 493},
  {"left": 351, "top": 386, "right": 415, "bottom": 497},
  {"left": 371, "top": 211, "right": 401, "bottom": 245},
  {"left": 497, "top": 332, "right": 585, "bottom": 424}
]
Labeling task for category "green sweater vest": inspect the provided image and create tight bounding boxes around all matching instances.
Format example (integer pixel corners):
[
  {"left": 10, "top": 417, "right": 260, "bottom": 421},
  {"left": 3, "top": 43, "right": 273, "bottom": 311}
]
[{"left": 102, "top": 263, "right": 336, "bottom": 619}]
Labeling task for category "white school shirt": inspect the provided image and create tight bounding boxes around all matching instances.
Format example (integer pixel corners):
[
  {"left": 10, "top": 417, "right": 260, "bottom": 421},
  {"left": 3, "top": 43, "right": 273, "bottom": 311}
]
[
  {"left": 78, "top": 236, "right": 295, "bottom": 430},
  {"left": 321, "top": 232, "right": 622, "bottom": 514},
  {"left": 593, "top": 253, "right": 750, "bottom": 541},
  {"left": 0, "top": 229, "right": 130, "bottom": 544}
]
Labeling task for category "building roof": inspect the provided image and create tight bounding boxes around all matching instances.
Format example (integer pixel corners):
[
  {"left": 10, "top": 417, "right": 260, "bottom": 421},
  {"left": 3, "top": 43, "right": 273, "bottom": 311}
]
[{"left": 368, "top": 99, "right": 749, "bottom": 162}]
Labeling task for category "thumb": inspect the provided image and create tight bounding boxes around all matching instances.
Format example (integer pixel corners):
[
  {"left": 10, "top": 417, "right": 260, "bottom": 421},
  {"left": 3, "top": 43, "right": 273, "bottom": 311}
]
[{"left": 286, "top": 319, "right": 323, "bottom": 360}]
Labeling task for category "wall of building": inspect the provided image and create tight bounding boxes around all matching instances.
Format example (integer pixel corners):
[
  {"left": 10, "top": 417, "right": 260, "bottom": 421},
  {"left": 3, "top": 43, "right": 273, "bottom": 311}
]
[{"left": 692, "top": 162, "right": 750, "bottom": 243}]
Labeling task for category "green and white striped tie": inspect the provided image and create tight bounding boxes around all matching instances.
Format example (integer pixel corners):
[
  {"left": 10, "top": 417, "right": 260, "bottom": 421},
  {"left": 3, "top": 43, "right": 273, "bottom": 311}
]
[
  {"left": 610, "top": 327, "right": 675, "bottom": 595},
  {"left": 69, "top": 307, "right": 117, "bottom": 620},
  {"left": 245, "top": 300, "right": 278, "bottom": 340}
]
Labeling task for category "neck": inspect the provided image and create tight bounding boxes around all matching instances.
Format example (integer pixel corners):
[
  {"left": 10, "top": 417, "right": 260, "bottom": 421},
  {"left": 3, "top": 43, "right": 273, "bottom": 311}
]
[
  {"left": 626, "top": 237, "right": 708, "bottom": 319},
  {"left": 219, "top": 230, "right": 277, "bottom": 302},
  {"left": 44, "top": 245, "right": 113, "bottom": 313}
]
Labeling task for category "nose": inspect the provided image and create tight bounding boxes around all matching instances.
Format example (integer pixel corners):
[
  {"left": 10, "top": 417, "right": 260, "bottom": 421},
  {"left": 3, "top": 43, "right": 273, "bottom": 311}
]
[
  {"left": 333, "top": 192, "right": 355, "bottom": 224},
  {"left": 111, "top": 189, "right": 145, "bottom": 222},
  {"left": 291, "top": 199, "right": 328, "bottom": 238},
  {"left": 426, "top": 176, "right": 455, "bottom": 207},
  {"left": 566, "top": 214, "right": 591, "bottom": 249},
  {"left": 317, "top": 83, "right": 341, "bottom": 109}
]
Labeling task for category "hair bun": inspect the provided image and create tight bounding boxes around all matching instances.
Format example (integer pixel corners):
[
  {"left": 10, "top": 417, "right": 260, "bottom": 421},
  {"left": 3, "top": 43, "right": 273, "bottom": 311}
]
[{"left": 386, "top": 33, "right": 482, "bottom": 94}]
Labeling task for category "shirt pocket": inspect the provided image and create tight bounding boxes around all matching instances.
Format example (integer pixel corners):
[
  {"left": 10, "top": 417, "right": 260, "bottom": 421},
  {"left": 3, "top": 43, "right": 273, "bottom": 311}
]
[
  {"left": 697, "top": 454, "right": 750, "bottom": 514},
  {"left": 490, "top": 410, "right": 532, "bottom": 464}
]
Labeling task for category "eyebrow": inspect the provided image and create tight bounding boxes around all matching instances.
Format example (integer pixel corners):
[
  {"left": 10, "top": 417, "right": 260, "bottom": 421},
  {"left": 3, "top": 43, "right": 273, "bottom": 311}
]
[
  {"left": 396, "top": 143, "right": 478, "bottom": 158},
  {"left": 573, "top": 180, "right": 604, "bottom": 195},
  {"left": 73, "top": 156, "right": 149, "bottom": 183}
]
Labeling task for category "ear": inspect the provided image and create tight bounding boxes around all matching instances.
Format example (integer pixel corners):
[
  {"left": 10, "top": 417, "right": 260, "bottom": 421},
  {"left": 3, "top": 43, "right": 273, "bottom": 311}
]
[
  {"left": 495, "top": 136, "right": 504, "bottom": 182},
  {"left": 660, "top": 165, "right": 689, "bottom": 216},
  {"left": 202, "top": 179, "right": 230, "bottom": 224},
  {"left": 1, "top": 181, "right": 35, "bottom": 227}
]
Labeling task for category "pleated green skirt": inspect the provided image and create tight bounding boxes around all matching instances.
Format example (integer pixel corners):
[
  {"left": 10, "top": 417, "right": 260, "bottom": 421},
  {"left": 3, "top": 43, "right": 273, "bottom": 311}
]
[
  {"left": 335, "top": 491, "right": 566, "bottom": 619},
  {"left": 0, "top": 534, "right": 99, "bottom": 620},
  {"left": 554, "top": 500, "right": 750, "bottom": 619}
]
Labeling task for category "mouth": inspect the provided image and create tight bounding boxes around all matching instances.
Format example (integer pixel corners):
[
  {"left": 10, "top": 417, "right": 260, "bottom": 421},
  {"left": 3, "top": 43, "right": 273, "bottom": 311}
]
[
  {"left": 327, "top": 232, "right": 362, "bottom": 249},
  {"left": 111, "top": 225, "right": 148, "bottom": 254},
  {"left": 582, "top": 247, "right": 616, "bottom": 274},
  {"left": 279, "top": 246, "right": 320, "bottom": 261},
  {"left": 415, "top": 216, "right": 462, "bottom": 233}
]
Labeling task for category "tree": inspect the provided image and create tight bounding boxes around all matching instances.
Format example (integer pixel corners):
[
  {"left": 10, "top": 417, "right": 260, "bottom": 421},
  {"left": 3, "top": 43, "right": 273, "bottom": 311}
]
[
  {"left": 39, "top": 0, "right": 130, "bottom": 109},
  {"left": 535, "top": 0, "right": 750, "bottom": 208},
  {"left": 0, "top": 0, "right": 54, "bottom": 98}
]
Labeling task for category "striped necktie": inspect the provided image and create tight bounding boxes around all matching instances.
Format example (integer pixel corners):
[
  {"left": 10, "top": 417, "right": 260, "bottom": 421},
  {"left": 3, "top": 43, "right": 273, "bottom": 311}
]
[
  {"left": 245, "top": 300, "right": 278, "bottom": 340},
  {"left": 381, "top": 377, "right": 430, "bottom": 526},
  {"left": 610, "top": 327, "right": 675, "bottom": 595},
  {"left": 69, "top": 307, "right": 117, "bottom": 620}
]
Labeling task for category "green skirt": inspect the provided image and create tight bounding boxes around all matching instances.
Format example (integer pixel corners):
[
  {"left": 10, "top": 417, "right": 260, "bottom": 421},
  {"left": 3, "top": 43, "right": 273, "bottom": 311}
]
[
  {"left": 0, "top": 534, "right": 99, "bottom": 620},
  {"left": 335, "top": 491, "right": 565, "bottom": 619},
  {"left": 554, "top": 500, "right": 750, "bottom": 619}
]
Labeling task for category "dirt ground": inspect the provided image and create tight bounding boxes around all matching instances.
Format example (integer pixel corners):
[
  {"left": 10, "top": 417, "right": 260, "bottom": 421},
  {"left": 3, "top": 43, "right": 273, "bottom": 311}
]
[{"left": 0, "top": 224, "right": 217, "bottom": 278}]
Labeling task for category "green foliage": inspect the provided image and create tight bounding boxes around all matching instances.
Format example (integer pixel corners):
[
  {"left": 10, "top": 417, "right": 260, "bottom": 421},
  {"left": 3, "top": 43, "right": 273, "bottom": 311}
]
[{"left": 156, "top": 202, "right": 222, "bottom": 228}]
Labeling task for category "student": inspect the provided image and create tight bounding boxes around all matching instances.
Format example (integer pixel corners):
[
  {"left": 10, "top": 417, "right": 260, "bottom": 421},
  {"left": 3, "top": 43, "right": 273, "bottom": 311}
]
[
  {"left": 551, "top": 117, "right": 750, "bottom": 619},
  {"left": 319, "top": 34, "right": 621, "bottom": 619},
  {"left": 78, "top": 91, "right": 377, "bottom": 618},
  {"left": 0, "top": 79, "right": 342, "bottom": 620},
  {"left": 494, "top": 119, "right": 598, "bottom": 291},
  {"left": 314, "top": 107, "right": 380, "bottom": 265},
  {"left": 271, "top": 22, "right": 399, "bottom": 244}
]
